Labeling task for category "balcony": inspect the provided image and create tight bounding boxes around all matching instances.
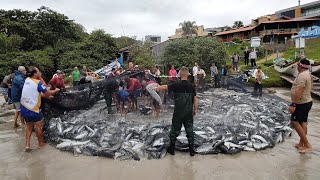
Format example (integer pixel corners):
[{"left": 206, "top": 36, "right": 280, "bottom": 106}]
[{"left": 259, "top": 28, "right": 299, "bottom": 36}]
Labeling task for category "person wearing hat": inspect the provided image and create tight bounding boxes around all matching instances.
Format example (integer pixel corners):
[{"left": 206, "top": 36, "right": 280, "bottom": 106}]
[
  {"left": 288, "top": 58, "right": 313, "bottom": 153},
  {"left": 72, "top": 67, "right": 81, "bottom": 86},
  {"left": 49, "top": 70, "right": 65, "bottom": 91},
  {"left": 52, "top": 70, "right": 62, "bottom": 79}
]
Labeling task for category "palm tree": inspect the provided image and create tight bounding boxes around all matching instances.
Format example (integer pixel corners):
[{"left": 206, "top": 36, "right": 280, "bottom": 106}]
[{"left": 179, "top": 21, "right": 198, "bottom": 37}]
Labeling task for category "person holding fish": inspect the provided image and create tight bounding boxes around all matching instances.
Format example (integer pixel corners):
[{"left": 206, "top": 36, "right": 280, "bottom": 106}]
[{"left": 154, "top": 66, "right": 198, "bottom": 156}]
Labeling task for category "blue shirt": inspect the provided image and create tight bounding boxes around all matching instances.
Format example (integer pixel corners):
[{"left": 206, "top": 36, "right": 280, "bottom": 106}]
[{"left": 11, "top": 71, "right": 25, "bottom": 102}]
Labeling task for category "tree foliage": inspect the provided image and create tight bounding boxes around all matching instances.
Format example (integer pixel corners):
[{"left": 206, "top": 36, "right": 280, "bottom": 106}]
[
  {"left": 113, "top": 36, "right": 138, "bottom": 49},
  {"left": 232, "top": 21, "right": 244, "bottom": 29},
  {"left": 161, "top": 37, "right": 227, "bottom": 71},
  {"left": 179, "top": 21, "right": 198, "bottom": 37},
  {"left": 131, "top": 41, "right": 155, "bottom": 69},
  {"left": 0, "top": 7, "right": 118, "bottom": 79}
]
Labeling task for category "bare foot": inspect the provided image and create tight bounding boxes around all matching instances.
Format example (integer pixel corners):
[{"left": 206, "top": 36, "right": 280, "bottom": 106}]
[
  {"left": 294, "top": 143, "right": 303, "bottom": 150},
  {"left": 38, "top": 143, "right": 46, "bottom": 149},
  {"left": 299, "top": 147, "right": 313, "bottom": 154},
  {"left": 25, "top": 147, "right": 32, "bottom": 152}
]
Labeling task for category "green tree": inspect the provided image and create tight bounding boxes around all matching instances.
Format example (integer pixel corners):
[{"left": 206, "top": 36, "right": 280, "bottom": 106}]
[
  {"left": 232, "top": 21, "right": 244, "bottom": 29},
  {"left": 0, "top": 7, "right": 119, "bottom": 79},
  {"left": 59, "top": 29, "right": 117, "bottom": 70},
  {"left": 131, "top": 41, "right": 155, "bottom": 68},
  {"left": 161, "top": 37, "right": 227, "bottom": 71},
  {"left": 0, "top": 33, "right": 24, "bottom": 53},
  {"left": 179, "top": 21, "right": 198, "bottom": 37},
  {"left": 113, "top": 36, "right": 138, "bottom": 49}
]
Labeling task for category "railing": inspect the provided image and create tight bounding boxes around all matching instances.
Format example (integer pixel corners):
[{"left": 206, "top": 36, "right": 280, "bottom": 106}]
[{"left": 259, "top": 28, "right": 299, "bottom": 36}]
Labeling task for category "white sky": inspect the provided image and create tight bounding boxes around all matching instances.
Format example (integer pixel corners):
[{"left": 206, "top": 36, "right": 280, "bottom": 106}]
[{"left": 1, "top": 0, "right": 317, "bottom": 41}]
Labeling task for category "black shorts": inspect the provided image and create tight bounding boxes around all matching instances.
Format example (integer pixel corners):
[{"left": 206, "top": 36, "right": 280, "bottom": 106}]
[
  {"left": 291, "top": 101, "right": 312, "bottom": 123},
  {"left": 153, "top": 99, "right": 160, "bottom": 108}
]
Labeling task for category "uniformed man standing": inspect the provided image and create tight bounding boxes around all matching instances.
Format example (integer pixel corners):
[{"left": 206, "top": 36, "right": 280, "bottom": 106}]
[{"left": 155, "top": 67, "right": 198, "bottom": 156}]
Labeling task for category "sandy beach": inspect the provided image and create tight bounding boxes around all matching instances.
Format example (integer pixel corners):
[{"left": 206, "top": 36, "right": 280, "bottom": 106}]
[{"left": 0, "top": 88, "right": 319, "bottom": 180}]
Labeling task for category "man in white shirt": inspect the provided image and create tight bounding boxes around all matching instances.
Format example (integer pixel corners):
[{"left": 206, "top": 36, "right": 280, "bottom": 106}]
[
  {"left": 250, "top": 50, "right": 257, "bottom": 68},
  {"left": 192, "top": 62, "right": 198, "bottom": 85},
  {"left": 114, "top": 58, "right": 121, "bottom": 70}
]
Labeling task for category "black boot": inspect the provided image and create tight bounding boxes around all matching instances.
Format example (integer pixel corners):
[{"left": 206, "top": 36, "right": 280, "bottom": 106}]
[
  {"left": 189, "top": 144, "right": 196, "bottom": 156},
  {"left": 107, "top": 107, "right": 114, "bottom": 114},
  {"left": 167, "top": 142, "right": 175, "bottom": 155}
]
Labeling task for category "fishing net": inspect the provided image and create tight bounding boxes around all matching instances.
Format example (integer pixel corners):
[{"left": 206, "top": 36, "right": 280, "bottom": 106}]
[{"left": 42, "top": 71, "right": 144, "bottom": 118}]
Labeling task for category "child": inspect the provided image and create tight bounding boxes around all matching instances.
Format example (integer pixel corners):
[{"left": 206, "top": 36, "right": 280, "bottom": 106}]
[{"left": 117, "top": 88, "right": 130, "bottom": 117}]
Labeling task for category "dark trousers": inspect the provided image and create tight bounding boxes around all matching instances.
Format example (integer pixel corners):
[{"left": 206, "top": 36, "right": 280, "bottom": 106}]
[
  {"left": 73, "top": 81, "right": 79, "bottom": 86},
  {"left": 104, "top": 91, "right": 113, "bottom": 108},
  {"left": 251, "top": 59, "right": 257, "bottom": 67},
  {"left": 170, "top": 111, "right": 194, "bottom": 145},
  {"left": 155, "top": 77, "right": 162, "bottom": 85},
  {"left": 244, "top": 57, "right": 249, "bottom": 65},
  {"left": 211, "top": 75, "right": 218, "bottom": 88},
  {"left": 254, "top": 83, "right": 262, "bottom": 97}
]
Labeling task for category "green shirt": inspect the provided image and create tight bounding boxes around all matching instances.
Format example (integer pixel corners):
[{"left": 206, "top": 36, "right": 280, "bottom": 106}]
[{"left": 72, "top": 70, "right": 81, "bottom": 81}]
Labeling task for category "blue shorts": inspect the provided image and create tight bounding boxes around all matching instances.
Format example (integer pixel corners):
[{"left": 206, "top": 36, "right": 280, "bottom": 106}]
[
  {"left": 130, "top": 89, "right": 141, "bottom": 99},
  {"left": 21, "top": 105, "right": 43, "bottom": 123}
]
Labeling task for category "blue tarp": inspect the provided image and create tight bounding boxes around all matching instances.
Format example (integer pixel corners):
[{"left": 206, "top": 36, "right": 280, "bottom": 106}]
[{"left": 293, "top": 26, "right": 320, "bottom": 39}]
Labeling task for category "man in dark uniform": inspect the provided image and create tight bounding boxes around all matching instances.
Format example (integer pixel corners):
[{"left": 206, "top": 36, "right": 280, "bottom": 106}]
[
  {"left": 155, "top": 67, "right": 198, "bottom": 156},
  {"left": 103, "top": 79, "right": 119, "bottom": 114}
]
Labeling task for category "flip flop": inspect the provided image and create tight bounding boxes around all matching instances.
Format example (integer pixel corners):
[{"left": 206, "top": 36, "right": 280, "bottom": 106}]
[
  {"left": 25, "top": 147, "right": 32, "bottom": 152},
  {"left": 13, "top": 124, "right": 20, "bottom": 128}
]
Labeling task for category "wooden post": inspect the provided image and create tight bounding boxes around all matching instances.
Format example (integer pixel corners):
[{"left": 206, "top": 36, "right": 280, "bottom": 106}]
[{"left": 265, "top": 48, "right": 268, "bottom": 62}]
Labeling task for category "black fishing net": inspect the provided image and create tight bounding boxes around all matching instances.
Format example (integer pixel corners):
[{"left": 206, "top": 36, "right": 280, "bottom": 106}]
[{"left": 42, "top": 71, "right": 144, "bottom": 119}]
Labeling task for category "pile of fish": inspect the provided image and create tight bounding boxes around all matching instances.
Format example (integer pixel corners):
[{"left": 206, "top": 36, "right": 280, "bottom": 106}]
[{"left": 44, "top": 88, "right": 292, "bottom": 160}]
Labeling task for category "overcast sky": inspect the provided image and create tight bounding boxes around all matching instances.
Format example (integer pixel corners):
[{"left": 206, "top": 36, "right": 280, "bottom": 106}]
[{"left": 1, "top": 0, "right": 317, "bottom": 41}]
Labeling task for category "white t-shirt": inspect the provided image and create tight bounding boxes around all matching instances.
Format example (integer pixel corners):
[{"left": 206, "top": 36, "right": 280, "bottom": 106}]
[
  {"left": 193, "top": 66, "right": 198, "bottom": 77},
  {"left": 250, "top": 52, "right": 257, "bottom": 59},
  {"left": 21, "top": 78, "right": 48, "bottom": 113}
]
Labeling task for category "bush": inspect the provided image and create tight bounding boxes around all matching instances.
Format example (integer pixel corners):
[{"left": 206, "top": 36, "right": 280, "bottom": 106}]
[{"left": 161, "top": 37, "right": 227, "bottom": 71}]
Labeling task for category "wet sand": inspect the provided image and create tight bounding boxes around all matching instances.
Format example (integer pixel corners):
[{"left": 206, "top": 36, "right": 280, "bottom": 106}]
[{"left": 0, "top": 89, "right": 319, "bottom": 180}]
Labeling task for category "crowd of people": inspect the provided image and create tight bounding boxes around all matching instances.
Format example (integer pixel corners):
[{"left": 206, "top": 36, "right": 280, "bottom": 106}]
[
  {"left": 1, "top": 66, "right": 60, "bottom": 151},
  {"left": 0, "top": 56, "right": 314, "bottom": 155}
]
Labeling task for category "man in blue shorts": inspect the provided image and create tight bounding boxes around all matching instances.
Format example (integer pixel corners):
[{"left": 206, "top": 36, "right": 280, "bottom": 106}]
[{"left": 20, "top": 67, "right": 60, "bottom": 151}]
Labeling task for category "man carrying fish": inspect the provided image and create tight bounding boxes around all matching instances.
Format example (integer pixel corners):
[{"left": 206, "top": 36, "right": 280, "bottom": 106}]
[
  {"left": 154, "top": 66, "right": 198, "bottom": 156},
  {"left": 20, "top": 67, "right": 60, "bottom": 151},
  {"left": 288, "top": 59, "right": 313, "bottom": 153}
]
